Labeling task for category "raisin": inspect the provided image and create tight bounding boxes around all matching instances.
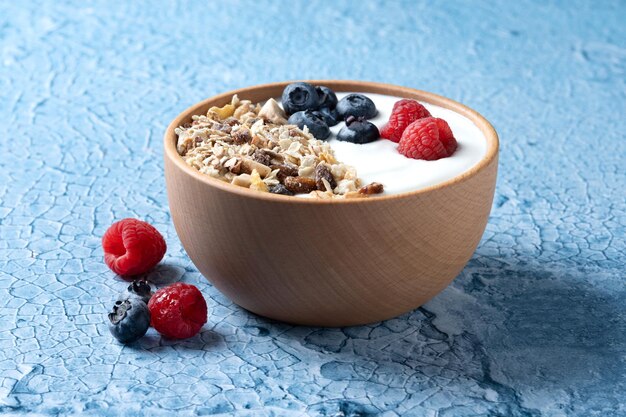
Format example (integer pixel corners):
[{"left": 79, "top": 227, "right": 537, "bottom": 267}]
[
  {"left": 223, "top": 117, "right": 239, "bottom": 126},
  {"left": 232, "top": 128, "right": 252, "bottom": 145},
  {"left": 225, "top": 158, "right": 243, "bottom": 174},
  {"left": 253, "top": 149, "right": 271, "bottom": 166},
  {"left": 270, "top": 164, "right": 299, "bottom": 182},
  {"left": 314, "top": 164, "right": 337, "bottom": 192},
  {"left": 269, "top": 184, "right": 294, "bottom": 196},
  {"left": 358, "top": 182, "right": 384, "bottom": 195},
  {"left": 212, "top": 122, "right": 232, "bottom": 134},
  {"left": 284, "top": 176, "right": 317, "bottom": 194},
  {"left": 182, "top": 123, "right": 192, "bottom": 129}
]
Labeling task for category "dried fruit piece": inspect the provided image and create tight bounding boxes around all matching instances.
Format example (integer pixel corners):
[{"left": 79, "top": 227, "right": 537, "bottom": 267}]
[
  {"left": 358, "top": 182, "right": 384, "bottom": 195},
  {"left": 269, "top": 184, "right": 294, "bottom": 196},
  {"left": 252, "top": 149, "right": 271, "bottom": 166},
  {"left": 224, "top": 157, "right": 243, "bottom": 174},
  {"left": 315, "top": 164, "right": 336, "bottom": 192},
  {"left": 284, "top": 176, "right": 317, "bottom": 194},
  {"left": 212, "top": 122, "right": 232, "bottom": 134},
  {"left": 223, "top": 117, "right": 239, "bottom": 126},
  {"left": 271, "top": 163, "right": 299, "bottom": 182},
  {"left": 232, "top": 127, "right": 252, "bottom": 144}
]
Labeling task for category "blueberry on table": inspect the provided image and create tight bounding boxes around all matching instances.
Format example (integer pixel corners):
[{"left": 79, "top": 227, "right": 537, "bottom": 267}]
[
  {"left": 108, "top": 298, "right": 150, "bottom": 344},
  {"left": 117, "top": 279, "right": 153, "bottom": 305},
  {"left": 312, "top": 107, "right": 339, "bottom": 127},
  {"left": 281, "top": 82, "right": 320, "bottom": 114},
  {"left": 336, "top": 116, "right": 380, "bottom": 144},
  {"left": 336, "top": 93, "right": 377, "bottom": 120},
  {"left": 288, "top": 110, "right": 331, "bottom": 140},
  {"left": 315, "top": 86, "right": 338, "bottom": 110}
]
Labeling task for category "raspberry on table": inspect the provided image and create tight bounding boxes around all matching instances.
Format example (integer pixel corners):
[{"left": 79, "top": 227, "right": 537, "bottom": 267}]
[
  {"left": 380, "top": 99, "right": 432, "bottom": 143},
  {"left": 102, "top": 218, "right": 166, "bottom": 277},
  {"left": 397, "top": 117, "right": 458, "bottom": 160},
  {"left": 148, "top": 283, "right": 208, "bottom": 339}
]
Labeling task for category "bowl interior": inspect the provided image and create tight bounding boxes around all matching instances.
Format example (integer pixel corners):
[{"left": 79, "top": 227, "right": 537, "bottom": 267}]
[{"left": 164, "top": 80, "right": 499, "bottom": 203}]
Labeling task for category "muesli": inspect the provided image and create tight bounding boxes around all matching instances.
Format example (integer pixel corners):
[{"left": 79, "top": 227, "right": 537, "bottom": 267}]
[{"left": 176, "top": 95, "right": 383, "bottom": 198}]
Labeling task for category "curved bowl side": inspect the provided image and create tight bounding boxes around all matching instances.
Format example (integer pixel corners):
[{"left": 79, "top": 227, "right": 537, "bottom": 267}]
[{"left": 164, "top": 81, "right": 499, "bottom": 326}]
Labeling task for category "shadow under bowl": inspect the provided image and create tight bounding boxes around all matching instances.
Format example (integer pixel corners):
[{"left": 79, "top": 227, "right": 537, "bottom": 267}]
[{"left": 164, "top": 80, "right": 499, "bottom": 327}]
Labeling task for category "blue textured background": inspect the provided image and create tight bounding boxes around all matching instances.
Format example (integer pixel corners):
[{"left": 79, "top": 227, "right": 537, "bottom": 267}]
[{"left": 1, "top": 1, "right": 625, "bottom": 416}]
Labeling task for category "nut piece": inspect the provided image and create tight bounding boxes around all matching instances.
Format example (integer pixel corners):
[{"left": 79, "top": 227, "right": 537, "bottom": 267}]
[
  {"left": 232, "top": 127, "right": 252, "bottom": 144},
  {"left": 231, "top": 174, "right": 252, "bottom": 188},
  {"left": 270, "top": 163, "right": 299, "bottom": 182},
  {"left": 208, "top": 104, "right": 235, "bottom": 120},
  {"left": 284, "top": 176, "right": 317, "bottom": 194},
  {"left": 249, "top": 169, "right": 268, "bottom": 192},
  {"left": 358, "top": 182, "right": 384, "bottom": 195},
  {"left": 241, "top": 158, "right": 272, "bottom": 178},
  {"left": 315, "top": 164, "right": 337, "bottom": 192},
  {"left": 258, "top": 98, "right": 288, "bottom": 125}
]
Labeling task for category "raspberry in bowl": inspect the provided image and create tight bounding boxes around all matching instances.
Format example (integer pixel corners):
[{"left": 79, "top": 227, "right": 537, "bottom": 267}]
[{"left": 164, "top": 80, "right": 498, "bottom": 326}]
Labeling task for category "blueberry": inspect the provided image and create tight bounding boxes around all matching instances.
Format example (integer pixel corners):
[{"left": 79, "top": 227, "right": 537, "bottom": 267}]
[
  {"left": 312, "top": 107, "right": 339, "bottom": 127},
  {"left": 117, "top": 279, "right": 153, "bottom": 305},
  {"left": 281, "top": 82, "right": 320, "bottom": 115},
  {"left": 336, "top": 93, "right": 377, "bottom": 120},
  {"left": 288, "top": 110, "right": 331, "bottom": 140},
  {"left": 315, "top": 86, "right": 338, "bottom": 110},
  {"left": 336, "top": 116, "right": 380, "bottom": 144},
  {"left": 108, "top": 298, "right": 150, "bottom": 344}
]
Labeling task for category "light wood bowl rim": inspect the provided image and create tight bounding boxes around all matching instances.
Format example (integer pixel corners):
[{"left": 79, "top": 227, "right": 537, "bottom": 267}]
[{"left": 164, "top": 80, "right": 499, "bottom": 204}]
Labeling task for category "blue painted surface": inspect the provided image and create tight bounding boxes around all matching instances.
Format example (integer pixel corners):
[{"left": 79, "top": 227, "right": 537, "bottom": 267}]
[{"left": 1, "top": 0, "right": 625, "bottom": 415}]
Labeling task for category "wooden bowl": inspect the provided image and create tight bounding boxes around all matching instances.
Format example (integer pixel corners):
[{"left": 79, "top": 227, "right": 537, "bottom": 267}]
[{"left": 164, "top": 80, "right": 498, "bottom": 327}]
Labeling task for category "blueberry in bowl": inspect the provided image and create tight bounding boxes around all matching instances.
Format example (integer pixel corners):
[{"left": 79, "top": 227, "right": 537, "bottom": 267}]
[
  {"left": 287, "top": 110, "right": 331, "bottom": 139},
  {"left": 315, "top": 86, "right": 338, "bottom": 110},
  {"left": 281, "top": 82, "right": 320, "bottom": 115},
  {"left": 336, "top": 93, "right": 377, "bottom": 120},
  {"left": 312, "top": 107, "right": 339, "bottom": 127},
  {"left": 337, "top": 116, "right": 380, "bottom": 144}
]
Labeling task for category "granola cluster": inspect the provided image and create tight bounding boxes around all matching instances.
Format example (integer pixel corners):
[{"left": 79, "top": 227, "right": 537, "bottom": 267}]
[{"left": 175, "top": 95, "right": 383, "bottom": 198}]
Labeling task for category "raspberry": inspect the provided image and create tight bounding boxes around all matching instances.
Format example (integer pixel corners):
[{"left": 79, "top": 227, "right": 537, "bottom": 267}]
[
  {"left": 148, "top": 283, "right": 208, "bottom": 339},
  {"left": 380, "top": 99, "right": 431, "bottom": 143},
  {"left": 397, "top": 117, "right": 458, "bottom": 160},
  {"left": 102, "top": 218, "right": 166, "bottom": 277}
]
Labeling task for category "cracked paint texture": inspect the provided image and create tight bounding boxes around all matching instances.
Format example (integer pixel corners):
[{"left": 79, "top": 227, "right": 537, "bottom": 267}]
[{"left": 1, "top": 0, "right": 625, "bottom": 416}]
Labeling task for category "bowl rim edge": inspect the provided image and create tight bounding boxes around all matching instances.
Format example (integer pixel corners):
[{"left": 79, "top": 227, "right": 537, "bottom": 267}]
[{"left": 163, "top": 80, "right": 499, "bottom": 204}]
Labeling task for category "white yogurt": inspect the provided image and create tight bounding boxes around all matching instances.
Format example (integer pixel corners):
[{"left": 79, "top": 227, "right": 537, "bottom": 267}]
[{"left": 280, "top": 92, "right": 488, "bottom": 195}]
